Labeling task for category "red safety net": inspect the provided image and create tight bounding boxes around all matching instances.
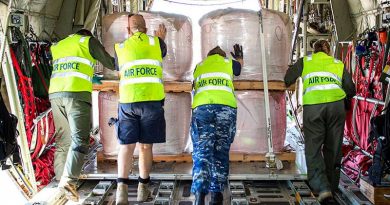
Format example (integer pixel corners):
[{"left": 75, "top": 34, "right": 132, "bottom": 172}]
[
  {"left": 342, "top": 32, "right": 387, "bottom": 182},
  {"left": 10, "top": 46, "right": 56, "bottom": 189}
]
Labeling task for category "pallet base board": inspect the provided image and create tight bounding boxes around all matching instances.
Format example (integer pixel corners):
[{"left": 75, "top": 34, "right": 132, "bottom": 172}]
[
  {"left": 97, "top": 152, "right": 296, "bottom": 163},
  {"left": 359, "top": 177, "right": 390, "bottom": 205},
  {"left": 93, "top": 80, "right": 294, "bottom": 93}
]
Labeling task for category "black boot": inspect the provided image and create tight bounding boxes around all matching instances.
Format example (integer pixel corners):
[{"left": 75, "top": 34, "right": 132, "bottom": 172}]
[
  {"left": 211, "top": 192, "right": 223, "bottom": 205},
  {"left": 194, "top": 192, "right": 206, "bottom": 205}
]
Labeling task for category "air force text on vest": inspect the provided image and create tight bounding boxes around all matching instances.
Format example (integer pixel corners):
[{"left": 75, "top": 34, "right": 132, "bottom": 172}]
[
  {"left": 308, "top": 76, "right": 337, "bottom": 84},
  {"left": 53, "top": 62, "right": 80, "bottom": 71},
  {"left": 197, "top": 78, "right": 230, "bottom": 87},
  {"left": 124, "top": 67, "right": 157, "bottom": 77}
]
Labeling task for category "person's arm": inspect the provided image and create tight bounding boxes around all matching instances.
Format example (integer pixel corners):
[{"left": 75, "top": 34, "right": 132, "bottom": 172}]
[
  {"left": 284, "top": 58, "right": 303, "bottom": 87},
  {"left": 154, "top": 24, "right": 167, "bottom": 58},
  {"left": 114, "top": 53, "right": 120, "bottom": 71},
  {"left": 158, "top": 37, "right": 167, "bottom": 58},
  {"left": 342, "top": 67, "right": 356, "bottom": 99},
  {"left": 230, "top": 44, "right": 243, "bottom": 76},
  {"left": 232, "top": 60, "right": 241, "bottom": 76},
  {"left": 89, "top": 37, "right": 115, "bottom": 70}
]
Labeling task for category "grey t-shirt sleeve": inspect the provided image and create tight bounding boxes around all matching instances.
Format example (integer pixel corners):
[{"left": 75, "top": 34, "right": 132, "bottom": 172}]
[
  {"left": 284, "top": 57, "right": 304, "bottom": 87},
  {"left": 89, "top": 37, "right": 115, "bottom": 70}
]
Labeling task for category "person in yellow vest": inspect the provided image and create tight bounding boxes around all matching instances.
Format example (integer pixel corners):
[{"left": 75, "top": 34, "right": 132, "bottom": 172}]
[
  {"left": 191, "top": 45, "right": 243, "bottom": 205},
  {"left": 49, "top": 29, "right": 115, "bottom": 201},
  {"left": 284, "top": 40, "right": 355, "bottom": 204},
  {"left": 114, "top": 14, "right": 167, "bottom": 204}
]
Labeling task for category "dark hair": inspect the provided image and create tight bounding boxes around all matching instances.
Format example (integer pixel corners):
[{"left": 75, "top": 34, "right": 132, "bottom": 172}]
[
  {"left": 76, "top": 29, "right": 93, "bottom": 37},
  {"left": 314, "top": 40, "right": 330, "bottom": 54},
  {"left": 207, "top": 46, "right": 226, "bottom": 57}
]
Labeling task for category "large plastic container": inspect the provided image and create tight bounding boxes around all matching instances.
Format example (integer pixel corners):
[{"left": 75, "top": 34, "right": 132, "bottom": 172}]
[
  {"left": 200, "top": 8, "right": 292, "bottom": 81},
  {"left": 101, "top": 12, "right": 193, "bottom": 81},
  {"left": 101, "top": 12, "right": 129, "bottom": 79},
  {"left": 98, "top": 92, "right": 191, "bottom": 156},
  {"left": 231, "top": 91, "right": 286, "bottom": 153},
  {"left": 140, "top": 11, "right": 193, "bottom": 81},
  {"left": 98, "top": 91, "right": 119, "bottom": 156}
]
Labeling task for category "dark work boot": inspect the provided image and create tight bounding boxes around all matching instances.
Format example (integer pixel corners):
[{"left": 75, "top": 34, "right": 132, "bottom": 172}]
[
  {"left": 194, "top": 192, "right": 206, "bottom": 205},
  {"left": 211, "top": 192, "right": 223, "bottom": 205}
]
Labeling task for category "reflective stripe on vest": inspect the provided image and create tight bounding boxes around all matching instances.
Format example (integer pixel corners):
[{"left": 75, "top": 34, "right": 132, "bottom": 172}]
[
  {"left": 53, "top": 56, "right": 95, "bottom": 68},
  {"left": 194, "top": 72, "right": 233, "bottom": 94},
  {"left": 195, "top": 85, "right": 233, "bottom": 95},
  {"left": 302, "top": 71, "right": 342, "bottom": 83},
  {"left": 195, "top": 72, "right": 232, "bottom": 83},
  {"left": 120, "top": 77, "right": 162, "bottom": 86},
  {"left": 120, "top": 59, "right": 162, "bottom": 71},
  {"left": 51, "top": 71, "right": 92, "bottom": 82},
  {"left": 303, "top": 84, "right": 342, "bottom": 95}
]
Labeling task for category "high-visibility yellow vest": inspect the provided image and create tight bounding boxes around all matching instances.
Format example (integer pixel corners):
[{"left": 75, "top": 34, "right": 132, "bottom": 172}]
[
  {"left": 302, "top": 52, "right": 346, "bottom": 105},
  {"left": 115, "top": 32, "right": 164, "bottom": 103},
  {"left": 49, "top": 34, "right": 96, "bottom": 94},
  {"left": 192, "top": 54, "right": 236, "bottom": 108}
]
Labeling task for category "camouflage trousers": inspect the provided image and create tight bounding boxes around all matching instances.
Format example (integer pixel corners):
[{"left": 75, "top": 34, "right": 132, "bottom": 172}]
[{"left": 191, "top": 105, "right": 237, "bottom": 194}]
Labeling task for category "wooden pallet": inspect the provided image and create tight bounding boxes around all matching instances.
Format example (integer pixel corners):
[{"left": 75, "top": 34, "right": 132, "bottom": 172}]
[
  {"left": 97, "top": 151, "right": 296, "bottom": 163},
  {"left": 93, "top": 80, "right": 294, "bottom": 93},
  {"left": 359, "top": 177, "right": 390, "bottom": 205}
]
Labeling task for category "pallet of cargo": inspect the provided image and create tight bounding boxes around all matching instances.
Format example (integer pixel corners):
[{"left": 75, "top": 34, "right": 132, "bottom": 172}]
[
  {"left": 359, "top": 177, "right": 390, "bottom": 205},
  {"left": 96, "top": 151, "right": 295, "bottom": 163},
  {"left": 93, "top": 80, "right": 294, "bottom": 92}
]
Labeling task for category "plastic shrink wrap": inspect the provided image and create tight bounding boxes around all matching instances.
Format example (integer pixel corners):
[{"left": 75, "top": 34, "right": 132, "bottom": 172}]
[
  {"left": 102, "top": 12, "right": 193, "bottom": 81},
  {"left": 200, "top": 8, "right": 292, "bottom": 81},
  {"left": 98, "top": 91, "right": 119, "bottom": 156},
  {"left": 231, "top": 91, "right": 286, "bottom": 153},
  {"left": 98, "top": 92, "right": 191, "bottom": 156}
]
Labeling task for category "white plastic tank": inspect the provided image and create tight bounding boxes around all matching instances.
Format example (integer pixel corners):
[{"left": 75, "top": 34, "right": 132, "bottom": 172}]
[
  {"left": 200, "top": 8, "right": 292, "bottom": 81},
  {"left": 101, "top": 12, "right": 193, "bottom": 81}
]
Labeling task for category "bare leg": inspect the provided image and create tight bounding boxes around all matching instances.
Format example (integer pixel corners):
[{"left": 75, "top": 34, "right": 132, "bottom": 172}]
[
  {"left": 117, "top": 143, "right": 136, "bottom": 178},
  {"left": 138, "top": 143, "right": 153, "bottom": 179}
]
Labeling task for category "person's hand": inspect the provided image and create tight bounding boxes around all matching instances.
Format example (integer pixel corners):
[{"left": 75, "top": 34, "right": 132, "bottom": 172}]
[
  {"left": 154, "top": 24, "right": 167, "bottom": 41},
  {"left": 92, "top": 74, "right": 103, "bottom": 85},
  {"left": 230, "top": 44, "right": 243, "bottom": 60}
]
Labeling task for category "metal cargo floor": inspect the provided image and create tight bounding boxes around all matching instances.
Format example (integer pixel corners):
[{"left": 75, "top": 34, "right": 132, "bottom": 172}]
[
  {"left": 65, "top": 180, "right": 317, "bottom": 205},
  {"left": 81, "top": 159, "right": 307, "bottom": 181}
]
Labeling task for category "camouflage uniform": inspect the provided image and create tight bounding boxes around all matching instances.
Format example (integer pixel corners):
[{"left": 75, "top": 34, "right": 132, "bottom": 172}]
[{"left": 191, "top": 104, "right": 237, "bottom": 194}]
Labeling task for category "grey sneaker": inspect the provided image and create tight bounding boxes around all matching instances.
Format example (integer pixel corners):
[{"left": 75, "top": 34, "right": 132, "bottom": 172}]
[
  {"left": 59, "top": 183, "right": 79, "bottom": 202},
  {"left": 318, "top": 191, "right": 333, "bottom": 203},
  {"left": 116, "top": 183, "right": 129, "bottom": 205},
  {"left": 137, "top": 183, "right": 151, "bottom": 202}
]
